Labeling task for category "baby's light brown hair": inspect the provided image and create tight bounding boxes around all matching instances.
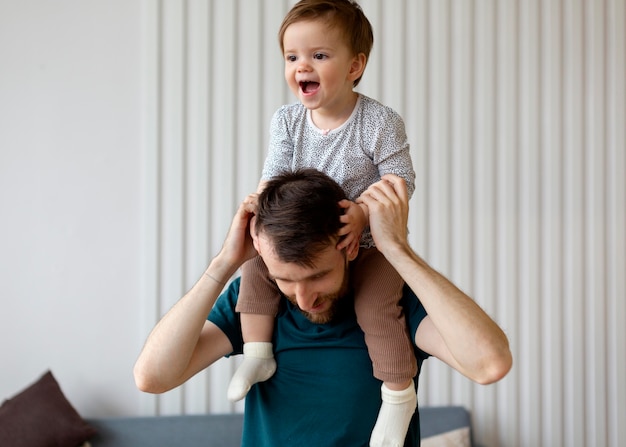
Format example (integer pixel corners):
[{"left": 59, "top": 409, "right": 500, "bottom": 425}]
[{"left": 278, "top": 0, "right": 374, "bottom": 87}]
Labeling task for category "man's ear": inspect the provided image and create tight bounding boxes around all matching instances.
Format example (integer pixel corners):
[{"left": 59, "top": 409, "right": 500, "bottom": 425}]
[
  {"left": 346, "top": 245, "right": 359, "bottom": 262},
  {"left": 252, "top": 236, "right": 261, "bottom": 253},
  {"left": 250, "top": 216, "right": 261, "bottom": 253}
]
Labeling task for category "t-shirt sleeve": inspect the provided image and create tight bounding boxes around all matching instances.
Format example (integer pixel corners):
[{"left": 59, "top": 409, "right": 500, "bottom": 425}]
[
  {"left": 207, "top": 277, "right": 244, "bottom": 356},
  {"left": 402, "top": 284, "right": 430, "bottom": 361}
]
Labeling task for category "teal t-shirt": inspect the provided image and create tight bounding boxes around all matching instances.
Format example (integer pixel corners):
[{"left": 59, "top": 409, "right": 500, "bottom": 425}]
[{"left": 209, "top": 277, "right": 429, "bottom": 447}]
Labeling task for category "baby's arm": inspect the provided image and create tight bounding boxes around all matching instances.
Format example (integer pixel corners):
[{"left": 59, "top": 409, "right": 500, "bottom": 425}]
[{"left": 337, "top": 199, "right": 368, "bottom": 257}]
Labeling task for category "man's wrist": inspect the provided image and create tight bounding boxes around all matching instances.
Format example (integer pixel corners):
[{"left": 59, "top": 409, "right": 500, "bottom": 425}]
[
  {"left": 204, "top": 272, "right": 227, "bottom": 286},
  {"left": 205, "top": 256, "right": 238, "bottom": 286},
  {"left": 380, "top": 241, "right": 413, "bottom": 267}
]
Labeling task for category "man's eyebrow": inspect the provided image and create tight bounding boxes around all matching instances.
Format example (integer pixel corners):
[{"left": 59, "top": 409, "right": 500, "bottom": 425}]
[{"left": 270, "top": 268, "right": 333, "bottom": 282}]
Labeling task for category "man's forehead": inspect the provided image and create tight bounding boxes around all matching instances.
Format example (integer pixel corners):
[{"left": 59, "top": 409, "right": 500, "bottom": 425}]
[{"left": 258, "top": 236, "right": 343, "bottom": 281}]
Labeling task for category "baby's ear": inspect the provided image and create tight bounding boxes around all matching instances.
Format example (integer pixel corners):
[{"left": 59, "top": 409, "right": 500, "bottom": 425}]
[{"left": 348, "top": 53, "right": 367, "bottom": 81}]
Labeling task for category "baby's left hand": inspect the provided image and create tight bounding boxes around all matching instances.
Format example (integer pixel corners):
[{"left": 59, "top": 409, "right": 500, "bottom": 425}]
[{"left": 337, "top": 199, "right": 366, "bottom": 257}]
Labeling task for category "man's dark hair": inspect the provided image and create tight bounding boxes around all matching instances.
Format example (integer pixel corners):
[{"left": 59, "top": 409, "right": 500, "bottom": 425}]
[{"left": 255, "top": 169, "right": 347, "bottom": 267}]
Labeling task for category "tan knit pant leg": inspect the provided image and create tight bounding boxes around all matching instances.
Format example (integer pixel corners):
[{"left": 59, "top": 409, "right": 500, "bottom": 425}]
[
  {"left": 351, "top": 247, "right": 418, "bottom": 383},
  {"left": 235, "top": 255, "right": 281, "bottom": 316}
]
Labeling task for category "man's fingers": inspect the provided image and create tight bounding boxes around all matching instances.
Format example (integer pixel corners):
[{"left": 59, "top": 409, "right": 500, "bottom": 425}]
[
  {"left": 380, "top": 174, "right": 408, "bottom": 203},
  {"left": 361, "top": 181, "right": 393, "bottom": 205},
  {"left": 361, "top": 175, "right": 408, "bottom": 209}
]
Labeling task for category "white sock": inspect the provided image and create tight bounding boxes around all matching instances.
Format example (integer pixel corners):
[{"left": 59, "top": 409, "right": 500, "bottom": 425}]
[
  {"left": 227, "top": 342, "right": 276, "bottom": 402},
  {"left": 369, "top": 382, "right": 417, "bottom": 447}
]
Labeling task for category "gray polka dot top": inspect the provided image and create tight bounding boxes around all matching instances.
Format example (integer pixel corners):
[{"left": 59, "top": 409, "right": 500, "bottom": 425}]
[{"left": 262, "top": 94, "right": 415, "bottom": 247}]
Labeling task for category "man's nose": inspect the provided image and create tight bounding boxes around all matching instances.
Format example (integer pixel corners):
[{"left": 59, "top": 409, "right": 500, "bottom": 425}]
[{"left": 294, "top": 282, "right": 317, "bottom": 311}]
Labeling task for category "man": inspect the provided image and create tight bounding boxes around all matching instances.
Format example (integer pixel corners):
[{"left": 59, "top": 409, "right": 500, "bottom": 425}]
[{"left": 134, "top": 169, "right": 512, "bottom": 446}]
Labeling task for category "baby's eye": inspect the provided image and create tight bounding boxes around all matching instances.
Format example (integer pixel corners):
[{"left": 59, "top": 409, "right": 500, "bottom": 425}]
[
  {"left": 286, "top": 54, "right": 297, "bottom": 62},
  {"left": 313, "top": 53, "right": 327, "bottom": 60}
]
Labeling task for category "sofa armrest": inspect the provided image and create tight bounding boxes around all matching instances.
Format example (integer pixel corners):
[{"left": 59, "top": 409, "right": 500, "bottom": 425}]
[{"left": 420, "top": 406, "right": 474, "bottom": 447}]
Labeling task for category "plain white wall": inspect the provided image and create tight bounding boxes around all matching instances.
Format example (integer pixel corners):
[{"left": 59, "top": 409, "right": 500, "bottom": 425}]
[{"left": 0, "top": 0, "right": 144, "bottom": 417}]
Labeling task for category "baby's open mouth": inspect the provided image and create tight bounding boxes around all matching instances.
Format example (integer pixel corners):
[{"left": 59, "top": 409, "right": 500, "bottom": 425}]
[{"left": 299, "top": 81, "right": 320, "bottom": 93}]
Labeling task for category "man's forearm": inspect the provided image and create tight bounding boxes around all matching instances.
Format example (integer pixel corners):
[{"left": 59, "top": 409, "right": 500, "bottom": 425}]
[
  {"left": 360, "top": 175, "right": 511, "bottom": 384},
  {"left": 133, "top": 258, "right": 235, "bottom": 393},
  {"left": 134, "top": 193, "right": 259, "bottom": 393},
  {"left": 389, "top": 243, "right": 512, "bottom": 384}
]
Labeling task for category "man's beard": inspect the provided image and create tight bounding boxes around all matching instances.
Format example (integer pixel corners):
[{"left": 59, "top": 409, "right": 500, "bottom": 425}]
[{"left": 287, "top": 266, "right": 350, "bottom": 324}]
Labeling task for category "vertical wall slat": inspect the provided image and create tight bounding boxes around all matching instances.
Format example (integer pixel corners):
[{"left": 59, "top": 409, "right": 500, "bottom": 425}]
[
  {"left": 496, "top": 0, "right": 520, "bottom": 444},
  {"left": 379, "top": 1, "right": 406, "bottom": 113},
  {"left": 606, "top": 2, "right": 626, "bottom": 445},
  {"left": 261, "top": 0, "right": 290, "bottom": 157},
  {"left": 450, "top": 0, "right": 476, "bottom": 415},
  {"left": 183, "top": 0, "right": 211, "bottom": 415},
  {"left": 403, "top": 0, "right": 429, "bottom": 273},
  {"left": 519, "top": 1, "right": 543, "bottom": 445},
  {"left": 472, "top": 1, "right": 499, "bottom": 444},
  {"left": 157, "top": 0, "right": 186, "bottom": 416},
  {"left": 424, "top": 0, "right": 453, "bottom": 407},
  {"left": 584, "top": 1, "right": 608, "bottom": 446},
  {"left": 208, "top": 0, "right": 240, "bottom": 415},
  {"left": 358, "top": 0, "right": 382, "bottom": 101},
  {"left": 142, "top": 1, "right": 626, "bottom": 445},
  {"left": 236, "top": 0, "right": 265, "bottom": 196},
  {"left": 540, "top": 0, "right": 565, "bottom": 446},
  {"left": 139, "top": 0, "right": 162, "bottom": 417},
  {"left": 562, "top": 2, "right": 587, "bottom": 446},
  {"left": 210, "top": 0, "right": 237, "bottom": 247}
]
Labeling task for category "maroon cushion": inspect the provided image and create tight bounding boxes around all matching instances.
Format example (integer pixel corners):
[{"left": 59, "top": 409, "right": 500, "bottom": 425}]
[{"left": 0, "top": 371, "right": 96, "bottom": 447}]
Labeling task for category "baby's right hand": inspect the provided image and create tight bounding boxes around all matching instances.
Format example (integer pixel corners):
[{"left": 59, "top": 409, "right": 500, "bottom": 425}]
[{"left": 242, "top": 193, "right": 259, "bottom": 215}]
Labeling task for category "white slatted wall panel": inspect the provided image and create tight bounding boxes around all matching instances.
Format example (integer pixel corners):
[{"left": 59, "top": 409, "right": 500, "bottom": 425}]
[{"left": 141, "top": 1, "right": 626, "bottom": 445}]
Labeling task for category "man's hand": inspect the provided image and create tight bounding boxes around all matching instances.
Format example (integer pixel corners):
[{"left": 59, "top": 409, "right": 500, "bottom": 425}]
[
  {"left": 357, "top": 174, "right": 409, "bottom": 256},
  {"left": 214, "top": 193, "right": 260, "bottom": 275}
]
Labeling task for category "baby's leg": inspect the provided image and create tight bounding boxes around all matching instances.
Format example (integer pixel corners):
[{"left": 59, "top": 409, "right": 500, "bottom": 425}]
[
  {"left": 370, "top": 382, "right": 417, "bottom": 447},
  {"left": 351, "top": 248, "right": 418, "bottom": 447},
  {"left": 228, "top": 256, "right": 279, "bottom": 402},
  {"left": 352, "top": 248, "right": 417, "bottom": 384},
  {"left": 241, "top": 313, "right": 274, "bottom": 342}
]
